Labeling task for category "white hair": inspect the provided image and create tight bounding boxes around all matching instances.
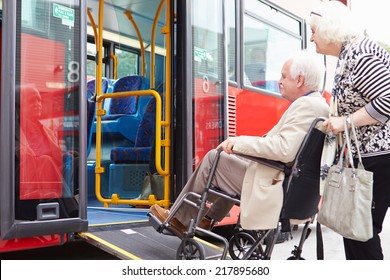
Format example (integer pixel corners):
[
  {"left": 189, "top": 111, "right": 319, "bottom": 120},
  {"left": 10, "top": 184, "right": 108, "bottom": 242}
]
[
  {"left": 310, "top": 1, "right": 363, "bottom": 44},
  {"left": 289, "top": 51, "right": 325, "bottom": 91}
]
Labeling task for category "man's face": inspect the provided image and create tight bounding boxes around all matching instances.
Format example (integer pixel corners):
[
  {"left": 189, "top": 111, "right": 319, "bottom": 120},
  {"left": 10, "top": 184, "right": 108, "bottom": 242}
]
[
  {"left": 279, "top": 59, "right": 298, "bottom": 102},
  {"left": 22, "top": 87, "right": 42, "bottom": 119}
]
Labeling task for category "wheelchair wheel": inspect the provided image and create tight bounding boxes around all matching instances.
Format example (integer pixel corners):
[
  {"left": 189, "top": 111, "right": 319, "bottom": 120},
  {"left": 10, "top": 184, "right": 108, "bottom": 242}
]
[
  {"left": 228, "top": 232, "right": 261, "bottom": 260},
  {"left": 176, "top": 239, "right": 206, "bottom": 260},
  {"left": 287, "top": 256, "right": 305, "bottom": 260}
]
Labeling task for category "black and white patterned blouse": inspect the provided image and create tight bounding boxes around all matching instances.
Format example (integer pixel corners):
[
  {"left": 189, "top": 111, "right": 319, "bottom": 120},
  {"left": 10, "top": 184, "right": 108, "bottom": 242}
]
[{"left": 333, "top": 37, "right": 390, "bottom": 157}]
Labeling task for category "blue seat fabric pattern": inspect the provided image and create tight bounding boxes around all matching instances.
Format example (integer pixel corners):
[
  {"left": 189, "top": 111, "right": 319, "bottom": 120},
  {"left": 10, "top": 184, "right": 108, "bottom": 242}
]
[
  {"left": 102, "top": 76, "right": 150, "bottom": 121},
  {"left": 86, "top": 78, "right": 109, "bottom": 155},
  {"left": 110, "top": 97, "right": 156, "bottom": 163}
]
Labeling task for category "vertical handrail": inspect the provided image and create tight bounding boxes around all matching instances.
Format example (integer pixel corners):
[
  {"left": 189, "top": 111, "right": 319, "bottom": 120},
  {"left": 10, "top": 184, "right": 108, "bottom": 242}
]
[
  {"left": 110, "top": 52, "right": 118, "bottom": 80},
  {"left": 94, "top": 0, "right": 106, "bottom": 204},
  {"left": 150, "top": 0, "right": 165, "bottom": 88},
  {"left": 159, "top": 0, "right": 171, "bottom": 205},
  {"left": 124, "top": 11, "right": 146, "bottom": 77}
]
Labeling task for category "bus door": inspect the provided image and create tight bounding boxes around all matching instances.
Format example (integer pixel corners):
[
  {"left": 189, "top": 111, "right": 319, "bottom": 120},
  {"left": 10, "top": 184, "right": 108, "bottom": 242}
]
[
  {"left": 0, "top": 0, "right": 87, "bottom": 243},
  {"left": 85, "top": 0, "right": 170, "bottom": 209}
]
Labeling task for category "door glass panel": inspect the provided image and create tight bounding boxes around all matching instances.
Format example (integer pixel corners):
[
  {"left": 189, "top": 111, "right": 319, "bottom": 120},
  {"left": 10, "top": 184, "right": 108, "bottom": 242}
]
[
  {"left": 192, "top": 0, "right": 225, "bottom": 168},
  {"left": 243, "top": 0, "right": 303, "bottom": 92},
  {"left": 226, "top": 0, "right": 236, "bottom": 82},
  {"left": 15, "top": 0, "right": 81, "bottom": 220}
]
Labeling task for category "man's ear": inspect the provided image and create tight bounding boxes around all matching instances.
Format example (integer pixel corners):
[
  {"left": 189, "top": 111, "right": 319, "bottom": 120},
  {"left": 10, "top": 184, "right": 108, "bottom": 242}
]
[{"left": 297, "top": 75, "right": 305, "bottom": 87}]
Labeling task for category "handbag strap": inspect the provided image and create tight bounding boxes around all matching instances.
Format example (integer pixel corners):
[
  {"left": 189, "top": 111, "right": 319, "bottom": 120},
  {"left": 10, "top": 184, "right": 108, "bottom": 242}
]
[{"left": 343, "top": 116, "right": 364, "bottom": 169}]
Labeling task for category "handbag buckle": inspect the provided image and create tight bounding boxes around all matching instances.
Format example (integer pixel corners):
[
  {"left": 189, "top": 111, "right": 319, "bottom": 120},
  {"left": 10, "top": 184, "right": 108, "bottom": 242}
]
[
  {"left": 327, "top": 166, "right": 342, "bottom": 188},
  {"left": 349, "top": 172, "right": 357, "bottom": 192}
]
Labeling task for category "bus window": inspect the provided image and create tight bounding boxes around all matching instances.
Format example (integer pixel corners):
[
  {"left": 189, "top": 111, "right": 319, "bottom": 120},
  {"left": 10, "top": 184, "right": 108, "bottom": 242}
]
[
  {"left": 243, "top": 0, "right": 303, "bottom": 92},
  {"left": 87, "top": 41, "right": 106, "bottom": 78},
  {"left": 192, "top": 0, "right": 225, "bottom": 167},
  {"left": 114, "top": 47, "right": 139, "bottom": 78},
  {"left": 226, "top": 0, "right": 236, "bottom": 82}
]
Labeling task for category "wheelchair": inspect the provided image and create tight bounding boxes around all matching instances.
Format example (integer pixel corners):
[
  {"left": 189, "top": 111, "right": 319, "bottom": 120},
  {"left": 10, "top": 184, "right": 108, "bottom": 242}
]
[{"left": 149, "top": 117, "right": 326, "bottom": 260}]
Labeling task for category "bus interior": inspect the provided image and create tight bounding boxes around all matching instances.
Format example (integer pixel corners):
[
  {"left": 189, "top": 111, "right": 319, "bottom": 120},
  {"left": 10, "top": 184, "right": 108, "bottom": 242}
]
[{"left": 0, "top": 0, "right": 330, "bottom": 259}]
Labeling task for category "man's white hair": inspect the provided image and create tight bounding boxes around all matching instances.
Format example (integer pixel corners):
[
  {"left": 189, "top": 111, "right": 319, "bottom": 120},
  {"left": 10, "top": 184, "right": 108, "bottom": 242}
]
[
  {"left": 310, "top": 1, "right": 363, "bottom": 45},
  {"left": 289, "top": 50, "right": 325, "bottom": 91}
]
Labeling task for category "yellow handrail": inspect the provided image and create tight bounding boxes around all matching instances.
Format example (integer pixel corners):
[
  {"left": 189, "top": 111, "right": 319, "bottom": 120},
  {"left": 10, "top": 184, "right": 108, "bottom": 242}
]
[
  {"left": 87, "top": 8, "right": 98, "bottom": 47},
  {"left": 161, "top": 0, "right": 172, "bottom": 206},
  {"left": 151, "top": 0, "right": 165, "bottom": 88},
  {"left": 94, "top": 0, "right": 105, "bottom": 205},
  {"left": 94, "top": 89, "right": 169, "bottom": 207},
  {"left": 124, "top": 11, "right": 146, "bottom": 77},
  {"left": 92, "top": 0, "right": 172, "bottom": 208},
  {"left": 110, "top": 52, "right": 118, "bottom": 80}
]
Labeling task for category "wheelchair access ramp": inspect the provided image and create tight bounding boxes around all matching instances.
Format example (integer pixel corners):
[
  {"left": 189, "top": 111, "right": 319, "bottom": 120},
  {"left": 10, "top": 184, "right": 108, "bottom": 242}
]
[{"left": 78, "top": 206, "right": 227, "bottom": 260}]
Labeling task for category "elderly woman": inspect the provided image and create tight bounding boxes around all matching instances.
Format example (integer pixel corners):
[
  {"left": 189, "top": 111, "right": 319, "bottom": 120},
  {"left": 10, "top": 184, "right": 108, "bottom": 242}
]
[{"left": 310, "top": 1, "right": 390, "bottom": 260}]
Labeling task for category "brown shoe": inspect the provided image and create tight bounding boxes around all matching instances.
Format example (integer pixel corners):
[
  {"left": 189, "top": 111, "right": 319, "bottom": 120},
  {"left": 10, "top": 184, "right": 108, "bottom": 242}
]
[{"left": 149, "top": 204, "right": 186, "bottom": 235}]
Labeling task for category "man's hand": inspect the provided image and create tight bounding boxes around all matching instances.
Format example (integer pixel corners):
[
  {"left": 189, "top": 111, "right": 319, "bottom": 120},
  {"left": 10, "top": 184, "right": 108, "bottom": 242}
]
[{"left": 217, "top": 137, "right": 237, "bottom": 154}]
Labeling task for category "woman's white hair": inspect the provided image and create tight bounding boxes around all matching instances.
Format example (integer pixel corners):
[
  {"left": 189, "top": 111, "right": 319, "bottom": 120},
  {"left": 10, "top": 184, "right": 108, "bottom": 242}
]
[
  {"left": 289, "top": 50, "right": 325, "bottom": 91},
  {"left": 310, "top": 1, "right": 363, "bottom": 44}
]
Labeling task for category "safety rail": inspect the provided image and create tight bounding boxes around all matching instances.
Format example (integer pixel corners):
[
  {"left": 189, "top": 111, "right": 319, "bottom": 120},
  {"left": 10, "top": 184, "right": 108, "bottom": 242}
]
[
  {"left": 89, "top": 0, "right": 171, "bottom": 208},
  {"left": 94, "top": 89, "right": 169, "bottom": 207}
]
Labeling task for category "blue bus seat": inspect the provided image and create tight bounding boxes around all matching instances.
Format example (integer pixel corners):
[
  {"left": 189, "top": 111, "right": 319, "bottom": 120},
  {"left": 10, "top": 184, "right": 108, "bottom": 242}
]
[
  {"left": 103, "top": 75, "right": 150, "bottom": 120},
  {"left": 86, "top": 78, "right": 110, "bottom": 156},
  {"left": 110, "top": 96, "right": 156, "bottom": 163},
  {"left": 87, "top": 76, "right": 151, "bottom": 199},
  {"left": 98, "top": 76, "right": 151, "bottom": 144},
  {"left": 108, "top": 96, "right": 157, "bottom": 198}
]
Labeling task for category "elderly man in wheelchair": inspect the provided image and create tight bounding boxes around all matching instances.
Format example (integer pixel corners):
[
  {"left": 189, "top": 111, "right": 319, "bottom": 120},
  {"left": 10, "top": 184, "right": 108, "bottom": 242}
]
[{"left": 149, "top": 50, "right": 330, "bottom": 260}]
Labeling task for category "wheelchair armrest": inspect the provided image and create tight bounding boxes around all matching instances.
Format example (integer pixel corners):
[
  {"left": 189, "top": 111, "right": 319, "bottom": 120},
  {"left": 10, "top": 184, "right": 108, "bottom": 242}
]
[{"left": 233, "top": 152, "right": 286, "bottom": 172}]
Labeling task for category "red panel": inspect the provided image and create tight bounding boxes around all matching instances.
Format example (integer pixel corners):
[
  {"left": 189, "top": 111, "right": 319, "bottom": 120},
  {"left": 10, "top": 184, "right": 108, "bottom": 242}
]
[
  {"left": 193, "top": 78, "right": 224, "bottom": 167},
  {"left": 0, "top": 234, "right": 65, "bottom": 253},
  {"left": 231, "top": 87, "right": 290, "bottom": 136}
]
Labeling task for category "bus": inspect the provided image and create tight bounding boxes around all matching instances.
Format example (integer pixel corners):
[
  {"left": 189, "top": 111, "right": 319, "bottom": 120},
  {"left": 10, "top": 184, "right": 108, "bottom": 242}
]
[{"left": 0, "top": 0, "right": 335, "bottom": 259}]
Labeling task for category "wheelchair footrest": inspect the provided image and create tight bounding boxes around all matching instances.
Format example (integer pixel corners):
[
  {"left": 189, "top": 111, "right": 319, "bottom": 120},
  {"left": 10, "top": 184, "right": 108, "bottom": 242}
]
[{"left": 148, "top": 212, "right": 175, "bottom": 236}]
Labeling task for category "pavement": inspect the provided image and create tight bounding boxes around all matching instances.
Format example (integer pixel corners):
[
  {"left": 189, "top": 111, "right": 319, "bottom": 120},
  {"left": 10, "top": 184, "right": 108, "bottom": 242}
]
[{"left": 270, "top": 212, "right": 390, "bottom": 260}]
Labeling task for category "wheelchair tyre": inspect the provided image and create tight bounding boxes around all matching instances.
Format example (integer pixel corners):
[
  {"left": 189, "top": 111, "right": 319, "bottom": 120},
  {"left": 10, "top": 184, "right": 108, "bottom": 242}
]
[
  {"left": 287, "top": 256, "right": 305, "bottom": 260},
  {"left": 228, "top": 232, "right": 261, "bottom": 260},
  {"left": 176, "top": 239, "right": 206, "bottom": 260}
]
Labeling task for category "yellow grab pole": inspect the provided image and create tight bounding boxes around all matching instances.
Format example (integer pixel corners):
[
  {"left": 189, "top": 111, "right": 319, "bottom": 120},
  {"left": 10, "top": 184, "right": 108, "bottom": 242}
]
[
  {"left": 110, "top": 52, "right": 118, "bottom": 80},
  {"left": 151, "top": 0, "right": 165, "bottom": 88},
  {"left": 87, "top": 8, "right": 98, "bottom": 46},
  {"left": 94, "top": 0, "right": 107, "bottom": 206},
  {"left": 124, "top": 11, "right": 146, "bottom": 77}
]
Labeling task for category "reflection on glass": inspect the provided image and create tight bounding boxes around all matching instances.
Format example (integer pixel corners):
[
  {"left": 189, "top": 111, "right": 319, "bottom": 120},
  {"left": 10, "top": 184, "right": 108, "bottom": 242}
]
[
  {"left": 243, "top": 15, "right": 301, "bottom": 92},
  {"left": 15, "top": 0, "right": 80, "bottom": 220},
  {"left": 226, "top": 0, "right": 236, "bottom": 81},
  {"left": 19, "top": 85, "right": 63, "bottom": 200},
  {"left": 192, "top": 0, "right": 225, "bottom": 168}
]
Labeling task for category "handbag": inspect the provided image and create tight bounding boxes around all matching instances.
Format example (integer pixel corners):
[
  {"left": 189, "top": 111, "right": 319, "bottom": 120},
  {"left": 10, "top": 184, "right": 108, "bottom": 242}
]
[{"left": 317, "top": 117, "right": 373, "bottom": 242}]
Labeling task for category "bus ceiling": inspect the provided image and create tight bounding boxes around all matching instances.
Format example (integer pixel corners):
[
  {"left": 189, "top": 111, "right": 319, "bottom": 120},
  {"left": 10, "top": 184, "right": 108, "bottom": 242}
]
[{"left": 87, "top": 0, "right": 167, "bottom": 53}]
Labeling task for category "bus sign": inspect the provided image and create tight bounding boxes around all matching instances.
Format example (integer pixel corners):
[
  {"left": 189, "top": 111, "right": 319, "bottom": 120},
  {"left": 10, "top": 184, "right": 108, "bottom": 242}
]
[
  {"left": 53, "top": 3, "right": 75, "bottom": 26},
  {"left": 194, "top": 47, "right": 207, "bottom": 62}
]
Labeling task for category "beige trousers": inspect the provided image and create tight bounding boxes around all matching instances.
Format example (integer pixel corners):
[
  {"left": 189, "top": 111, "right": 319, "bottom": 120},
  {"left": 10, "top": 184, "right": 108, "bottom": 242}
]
[{"left": 173, "top": 149, "right": 248, "bottom": 226}]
